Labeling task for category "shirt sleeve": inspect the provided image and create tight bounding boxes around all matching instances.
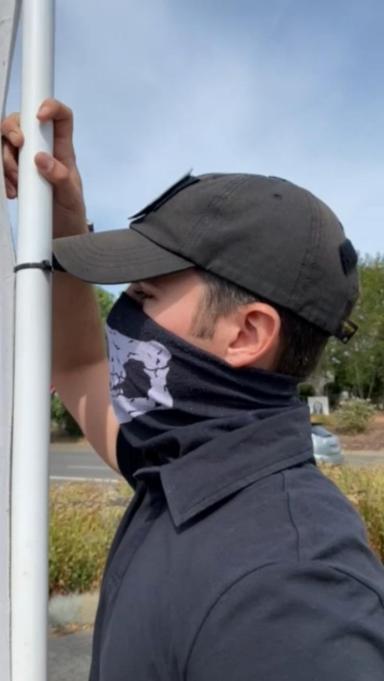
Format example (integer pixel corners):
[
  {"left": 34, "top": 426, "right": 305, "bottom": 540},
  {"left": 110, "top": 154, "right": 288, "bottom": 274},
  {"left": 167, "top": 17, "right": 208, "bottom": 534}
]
[{"left": 185, "top": 562, "right": 384, "bottom": 681}]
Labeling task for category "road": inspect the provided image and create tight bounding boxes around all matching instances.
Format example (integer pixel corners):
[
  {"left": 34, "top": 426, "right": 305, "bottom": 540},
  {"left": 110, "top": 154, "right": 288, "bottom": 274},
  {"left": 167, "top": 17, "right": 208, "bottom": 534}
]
[
  {"left": 49, "top": 443, "right": 120, "bottom": 482},
  {"left": 344, "top": 451, "right": 384, "bottom": 467},
  {"left": 49, "top": 442, "right": 384, "bottom": 483}
]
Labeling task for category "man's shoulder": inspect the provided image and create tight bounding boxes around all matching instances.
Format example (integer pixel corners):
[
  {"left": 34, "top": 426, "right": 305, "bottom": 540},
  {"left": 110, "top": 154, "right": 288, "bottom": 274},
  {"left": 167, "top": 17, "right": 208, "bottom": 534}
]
[
  {"left": 178, "top": 468, "right": 384, "bottom": 680},
  {"left": 175, "top": 462, "right": 383, "bottom": 601},
  {"left": 185, "top": 558, "right": 384, "bottom": 681}
]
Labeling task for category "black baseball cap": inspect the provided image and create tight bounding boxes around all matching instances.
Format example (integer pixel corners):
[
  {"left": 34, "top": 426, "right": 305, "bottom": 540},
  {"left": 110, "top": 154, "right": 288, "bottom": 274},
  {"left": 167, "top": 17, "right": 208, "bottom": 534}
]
[{"left": 52, "top": 172, "right": 359, "bottom": 342}]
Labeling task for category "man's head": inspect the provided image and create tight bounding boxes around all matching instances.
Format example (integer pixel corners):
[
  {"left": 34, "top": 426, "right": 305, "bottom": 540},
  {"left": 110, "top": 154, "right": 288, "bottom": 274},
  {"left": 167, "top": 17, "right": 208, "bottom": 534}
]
[
  {"left": 53, "top": 172, "right": 359, "bottom": 379},
  {"left": 126, "top": 266, "right": 329, "bottom": 381}
]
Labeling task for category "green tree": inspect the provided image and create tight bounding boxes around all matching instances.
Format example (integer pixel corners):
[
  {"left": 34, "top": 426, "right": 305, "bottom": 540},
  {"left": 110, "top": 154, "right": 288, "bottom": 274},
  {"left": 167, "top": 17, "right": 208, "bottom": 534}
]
[
  {"left": 96, "top": 287, "right": 116, "bottom": 323},
  {"left": 322, "top": 255, "right": 384, "bottom": 402}
]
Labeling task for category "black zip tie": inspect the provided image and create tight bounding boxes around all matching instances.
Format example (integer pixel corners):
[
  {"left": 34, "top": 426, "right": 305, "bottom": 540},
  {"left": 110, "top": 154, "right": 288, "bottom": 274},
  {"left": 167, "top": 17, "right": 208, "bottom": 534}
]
[{"left": 14, "top": 260, "right": 53, "bottom": 273}]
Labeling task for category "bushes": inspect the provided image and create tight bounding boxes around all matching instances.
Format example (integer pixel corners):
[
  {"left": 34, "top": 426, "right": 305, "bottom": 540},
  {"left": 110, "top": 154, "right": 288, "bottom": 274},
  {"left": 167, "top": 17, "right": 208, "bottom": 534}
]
[
  {"left": 333, "top": 399, "right": 375, "bottom": 434},
  {"left": 49, "top": 482, "right": 131, "bottom": 594},
  {"left": 51, "top": 393, "right": 83, "bottom": 438},
  {"left": 322, "top": 465, "right": 384, "bottom": 562}
]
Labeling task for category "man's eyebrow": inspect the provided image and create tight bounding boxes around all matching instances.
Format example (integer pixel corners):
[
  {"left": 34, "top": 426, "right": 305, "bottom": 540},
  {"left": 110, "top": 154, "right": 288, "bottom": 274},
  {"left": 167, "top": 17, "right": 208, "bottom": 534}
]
[{"left": 141, "top": 278, "right": 163, "bottom": 293}]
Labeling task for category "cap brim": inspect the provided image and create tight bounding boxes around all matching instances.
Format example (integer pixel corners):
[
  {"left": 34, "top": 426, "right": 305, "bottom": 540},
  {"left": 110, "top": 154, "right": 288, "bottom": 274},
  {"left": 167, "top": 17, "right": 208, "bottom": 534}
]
[{"left": 52, "top": 227, "right": 193, "bottom": 284}]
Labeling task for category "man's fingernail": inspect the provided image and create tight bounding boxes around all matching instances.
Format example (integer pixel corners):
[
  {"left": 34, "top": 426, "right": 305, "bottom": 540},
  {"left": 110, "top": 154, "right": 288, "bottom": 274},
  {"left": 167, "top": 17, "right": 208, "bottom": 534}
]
[
  {"left": 38, "top": 154, "right": 54, "bottom": 172},
  {"left": 38, "top": 105, "right": 49, "bottom": 116}
]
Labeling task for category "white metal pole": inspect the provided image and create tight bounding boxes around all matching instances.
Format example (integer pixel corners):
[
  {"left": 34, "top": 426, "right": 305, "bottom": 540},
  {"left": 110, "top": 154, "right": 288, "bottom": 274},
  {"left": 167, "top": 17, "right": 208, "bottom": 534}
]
[
  {"left": 11, "top": 1, "right": 54, "bottom": 680},
  {"left": 0, "top": 4, "right": 20, "bottom": 679}
]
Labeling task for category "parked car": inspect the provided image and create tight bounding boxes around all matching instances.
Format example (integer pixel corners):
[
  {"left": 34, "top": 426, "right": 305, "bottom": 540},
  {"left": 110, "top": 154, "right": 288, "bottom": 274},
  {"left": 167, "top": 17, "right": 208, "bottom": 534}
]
[{"left": 311, "top": 425, "right": 343, "bottom": 465}]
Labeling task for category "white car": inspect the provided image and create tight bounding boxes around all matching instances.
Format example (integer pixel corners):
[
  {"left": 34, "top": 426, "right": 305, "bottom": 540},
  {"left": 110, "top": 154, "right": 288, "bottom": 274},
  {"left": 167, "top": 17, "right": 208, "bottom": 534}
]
[{"left": 311, "top": 425, "right": 343, "bottom": 465}]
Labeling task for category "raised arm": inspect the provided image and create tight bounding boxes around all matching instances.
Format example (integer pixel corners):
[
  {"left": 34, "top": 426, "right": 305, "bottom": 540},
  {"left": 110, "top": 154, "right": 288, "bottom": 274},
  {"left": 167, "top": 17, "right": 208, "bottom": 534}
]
[{"left": 1, "top": 99, "right": 120, "bottom": 470}]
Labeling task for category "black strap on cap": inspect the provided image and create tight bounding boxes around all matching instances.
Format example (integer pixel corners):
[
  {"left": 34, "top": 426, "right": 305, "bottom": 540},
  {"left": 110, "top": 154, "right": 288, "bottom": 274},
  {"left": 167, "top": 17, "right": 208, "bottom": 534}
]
[
  {"left": 335, "top": 318, "right": 358, "bottom": 344},
  {"left": 14, "top": 260, "right": 53, "bottom": 273},
  {"left": 129, "top": 171, "right": 200, "bottom": 221},
  {"left": 51, "top": 254, "right": 67, "bottom": 272}
]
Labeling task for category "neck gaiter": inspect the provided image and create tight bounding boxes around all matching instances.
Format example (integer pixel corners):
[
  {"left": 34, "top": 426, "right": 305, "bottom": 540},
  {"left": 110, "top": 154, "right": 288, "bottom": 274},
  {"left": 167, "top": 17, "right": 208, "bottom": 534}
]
[{"left": 106, "top": 293, "right": 305, "bottom": 468}]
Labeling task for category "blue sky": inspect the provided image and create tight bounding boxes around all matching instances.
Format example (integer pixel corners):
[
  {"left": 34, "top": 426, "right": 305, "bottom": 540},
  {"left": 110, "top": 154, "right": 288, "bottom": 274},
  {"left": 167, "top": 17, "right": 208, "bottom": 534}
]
[{"left": 6, "top": 0, "right": 384, "bottom": 296}]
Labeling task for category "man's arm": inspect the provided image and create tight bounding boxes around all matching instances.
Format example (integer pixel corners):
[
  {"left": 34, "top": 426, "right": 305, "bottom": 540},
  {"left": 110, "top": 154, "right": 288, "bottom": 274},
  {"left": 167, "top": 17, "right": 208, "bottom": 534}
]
[
  {"left": 185, "top": 562, "right": 384, "bottom": 681},
  {"left": 2, "top": 99, "right": 120, "bottom": 471},
  {"left": 51, "top": 269, "right": 120, "bottom": 471}
]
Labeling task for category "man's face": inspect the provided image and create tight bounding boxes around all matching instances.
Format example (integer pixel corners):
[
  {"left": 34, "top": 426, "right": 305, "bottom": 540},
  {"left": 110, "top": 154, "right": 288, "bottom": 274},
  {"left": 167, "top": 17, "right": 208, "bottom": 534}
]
[
  {"left": 125, "top": 267, "right": 281, "bottom": 371},
  {"left": 125, "top": 268, "right": 232, "bottom": 359}
]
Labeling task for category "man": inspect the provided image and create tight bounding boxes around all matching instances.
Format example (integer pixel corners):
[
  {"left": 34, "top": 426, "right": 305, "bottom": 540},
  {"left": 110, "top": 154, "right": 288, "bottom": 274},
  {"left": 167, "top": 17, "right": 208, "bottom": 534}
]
[{"left": 2, "top": 100, "right": 384, "bottom": 680}]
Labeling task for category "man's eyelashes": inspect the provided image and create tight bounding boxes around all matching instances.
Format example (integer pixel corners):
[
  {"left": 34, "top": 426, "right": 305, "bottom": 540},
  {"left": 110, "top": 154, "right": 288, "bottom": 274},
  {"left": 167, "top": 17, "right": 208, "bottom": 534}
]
[{"left": 129, "top": 284, "right": 154, "bottom": 300}]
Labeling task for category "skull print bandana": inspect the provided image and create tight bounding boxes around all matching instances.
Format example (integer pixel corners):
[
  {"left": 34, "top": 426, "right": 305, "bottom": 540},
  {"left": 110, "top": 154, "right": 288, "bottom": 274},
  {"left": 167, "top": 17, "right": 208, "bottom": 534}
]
[{"left": 106, "top": 292, "right": 302, "bottom": 469}]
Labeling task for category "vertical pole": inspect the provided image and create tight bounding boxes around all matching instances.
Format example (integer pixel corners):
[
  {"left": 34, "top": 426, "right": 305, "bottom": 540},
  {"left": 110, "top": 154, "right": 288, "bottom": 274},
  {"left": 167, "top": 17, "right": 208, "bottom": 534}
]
[
  {"left": 11, "top": 1, "right": 54, "bottom": 681},
  {"left": 0, "top": 4, "right": 20, "bottom": 679}
]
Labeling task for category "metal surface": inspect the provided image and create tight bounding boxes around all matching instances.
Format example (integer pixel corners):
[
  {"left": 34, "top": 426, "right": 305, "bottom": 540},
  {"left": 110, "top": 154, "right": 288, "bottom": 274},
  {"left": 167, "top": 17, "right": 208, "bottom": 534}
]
[
  {"left": 11, "top": 1, "right": 54, "bottom": 680},
  {"left": 0, "top": 2, "right": 20, "bottom": 677},
  {"left": 312, "top": 426, "right": 344, "bottom": 465}
]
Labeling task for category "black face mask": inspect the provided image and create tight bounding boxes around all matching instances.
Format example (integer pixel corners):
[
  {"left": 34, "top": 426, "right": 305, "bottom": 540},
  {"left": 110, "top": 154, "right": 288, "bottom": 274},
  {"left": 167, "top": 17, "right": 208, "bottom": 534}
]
[{"left": 106, "top": 293, "right": 304, "bottom": 467}]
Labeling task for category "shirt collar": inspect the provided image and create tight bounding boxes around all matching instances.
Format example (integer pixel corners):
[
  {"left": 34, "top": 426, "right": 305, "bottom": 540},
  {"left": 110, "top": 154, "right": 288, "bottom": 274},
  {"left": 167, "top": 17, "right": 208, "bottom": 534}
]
[{"left": 134, "top": 402, "right": 314, "bottom": 528}]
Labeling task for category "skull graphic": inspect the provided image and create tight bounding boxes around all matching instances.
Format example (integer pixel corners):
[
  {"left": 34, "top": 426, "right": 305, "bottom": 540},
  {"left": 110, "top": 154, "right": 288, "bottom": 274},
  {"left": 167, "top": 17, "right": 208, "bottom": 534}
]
[{"left": 106, "top": 325, "right": 174, "bottom": 423}]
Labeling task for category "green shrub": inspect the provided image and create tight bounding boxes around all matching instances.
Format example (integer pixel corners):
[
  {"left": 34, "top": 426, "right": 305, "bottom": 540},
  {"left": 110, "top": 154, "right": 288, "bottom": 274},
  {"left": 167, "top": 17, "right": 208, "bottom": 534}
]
[
  {"left": 298, "top": 383, "right": 315, "bottom": 400},
  {"left": 333, "top": 399, "right": 375, "bottom": 434},
  {"left": 51, "top": 394, "right": 83, "bottom": 437},
  {"left": 322, "top": 465, "right": 384, "bottom": 562},
  {"left": 49, "top": 482, "right": 132, "bottom": 594}
]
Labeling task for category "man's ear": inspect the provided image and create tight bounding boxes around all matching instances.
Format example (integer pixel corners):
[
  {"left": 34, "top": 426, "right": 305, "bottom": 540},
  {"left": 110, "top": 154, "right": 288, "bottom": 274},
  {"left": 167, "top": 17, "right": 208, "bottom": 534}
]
[{"left": 225, "top": 303, "right": 281, "bottom": 370}]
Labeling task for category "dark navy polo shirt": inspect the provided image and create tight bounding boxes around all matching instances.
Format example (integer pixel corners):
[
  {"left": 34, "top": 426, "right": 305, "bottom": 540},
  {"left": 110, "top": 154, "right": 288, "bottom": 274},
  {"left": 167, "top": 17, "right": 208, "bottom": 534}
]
[{"left": 89, "top": 404, "right": 384, "bottom": 681}]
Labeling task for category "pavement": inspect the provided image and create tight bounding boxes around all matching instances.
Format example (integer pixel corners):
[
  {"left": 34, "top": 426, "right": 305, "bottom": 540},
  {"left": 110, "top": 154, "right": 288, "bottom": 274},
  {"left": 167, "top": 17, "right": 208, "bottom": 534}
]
[
  {"left": 48, "top": 629, "right": 92, "bottom": 681},
  {"left": 49, "top": 443, "right": 120, "bottom": 482},
  {"left": 341, "top": 450, "right": 384, "bottom": 467}
]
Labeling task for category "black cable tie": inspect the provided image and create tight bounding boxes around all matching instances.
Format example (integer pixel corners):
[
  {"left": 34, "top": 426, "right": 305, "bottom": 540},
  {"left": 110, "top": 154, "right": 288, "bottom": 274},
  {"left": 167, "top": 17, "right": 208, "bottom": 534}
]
[{"left": 14, "top": 260, "right": 53, "bottom": 273}]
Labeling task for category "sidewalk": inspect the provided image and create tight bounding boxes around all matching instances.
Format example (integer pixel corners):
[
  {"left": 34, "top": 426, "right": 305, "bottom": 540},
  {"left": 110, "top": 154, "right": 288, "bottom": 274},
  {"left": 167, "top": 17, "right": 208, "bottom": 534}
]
[{"left": 48, "top": 629, "right": 92, "bottom": 681}]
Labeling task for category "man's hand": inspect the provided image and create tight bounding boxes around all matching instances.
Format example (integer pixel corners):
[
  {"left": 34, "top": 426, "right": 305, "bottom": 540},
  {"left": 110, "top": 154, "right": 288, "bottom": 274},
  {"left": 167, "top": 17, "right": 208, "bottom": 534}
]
[{"left": 1, "top": 98, "right": 88, "bottom": 237}]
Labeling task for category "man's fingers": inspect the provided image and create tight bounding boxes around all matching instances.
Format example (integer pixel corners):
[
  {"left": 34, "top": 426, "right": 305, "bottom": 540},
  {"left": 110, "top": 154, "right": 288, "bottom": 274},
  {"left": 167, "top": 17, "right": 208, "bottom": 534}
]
[
  {"left": 4, "top": 177, "right": 17, "bottom": 199},
  {"left": 2, "top": 139, "right": 19, "bottom": 177},
  {"left": 2, "top": 138, "right": 19, "bottom": 196},
  {"left": 36, "top": 98, "right": 76, "bottom": 165},
  {"left": 2, "top": 101, "right": 81, "bottom": 207},
  {"left": 1, "top": 112, "right": 23, "bottom": 147},
  {"left": 37, "top": 98, "right": 74, "bottom": 154},
  {"left": 35, "top": 151, "right": 70, "bottom": 185}
]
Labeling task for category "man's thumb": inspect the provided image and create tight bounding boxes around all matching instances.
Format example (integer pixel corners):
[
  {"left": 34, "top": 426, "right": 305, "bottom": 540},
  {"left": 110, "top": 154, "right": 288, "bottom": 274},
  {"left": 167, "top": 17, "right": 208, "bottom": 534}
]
[
  {"left": 35, "top": 152, "right": 54, "bottom": 173},
  {"left": 35, "top": 152, "right": 69, "bottom": 184}
]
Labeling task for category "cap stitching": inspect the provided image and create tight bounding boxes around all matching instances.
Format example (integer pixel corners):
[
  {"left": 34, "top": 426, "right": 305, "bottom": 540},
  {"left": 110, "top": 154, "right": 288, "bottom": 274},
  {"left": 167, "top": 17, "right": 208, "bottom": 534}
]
[
  {"left": 287, "top": 189, "right": 318, "bottom": 306},
  {"left": 187, "top": 175, "right": 255, "bottom": 251}
]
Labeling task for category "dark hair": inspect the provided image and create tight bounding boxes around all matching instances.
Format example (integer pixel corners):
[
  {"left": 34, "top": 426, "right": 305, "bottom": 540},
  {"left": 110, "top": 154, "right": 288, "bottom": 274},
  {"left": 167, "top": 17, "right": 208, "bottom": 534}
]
[{"left": 192, "top": 268, "right": 329, "bottom": 380}]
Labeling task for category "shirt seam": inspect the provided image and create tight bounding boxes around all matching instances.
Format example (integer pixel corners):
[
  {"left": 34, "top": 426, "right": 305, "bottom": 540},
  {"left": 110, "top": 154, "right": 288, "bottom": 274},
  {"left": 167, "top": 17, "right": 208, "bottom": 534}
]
[
  {"left": 283, "top": 470, "right": 301, "bottom": 562},
  {"left": 183, "top": 559, "right": 384, "bottom": 679}
]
